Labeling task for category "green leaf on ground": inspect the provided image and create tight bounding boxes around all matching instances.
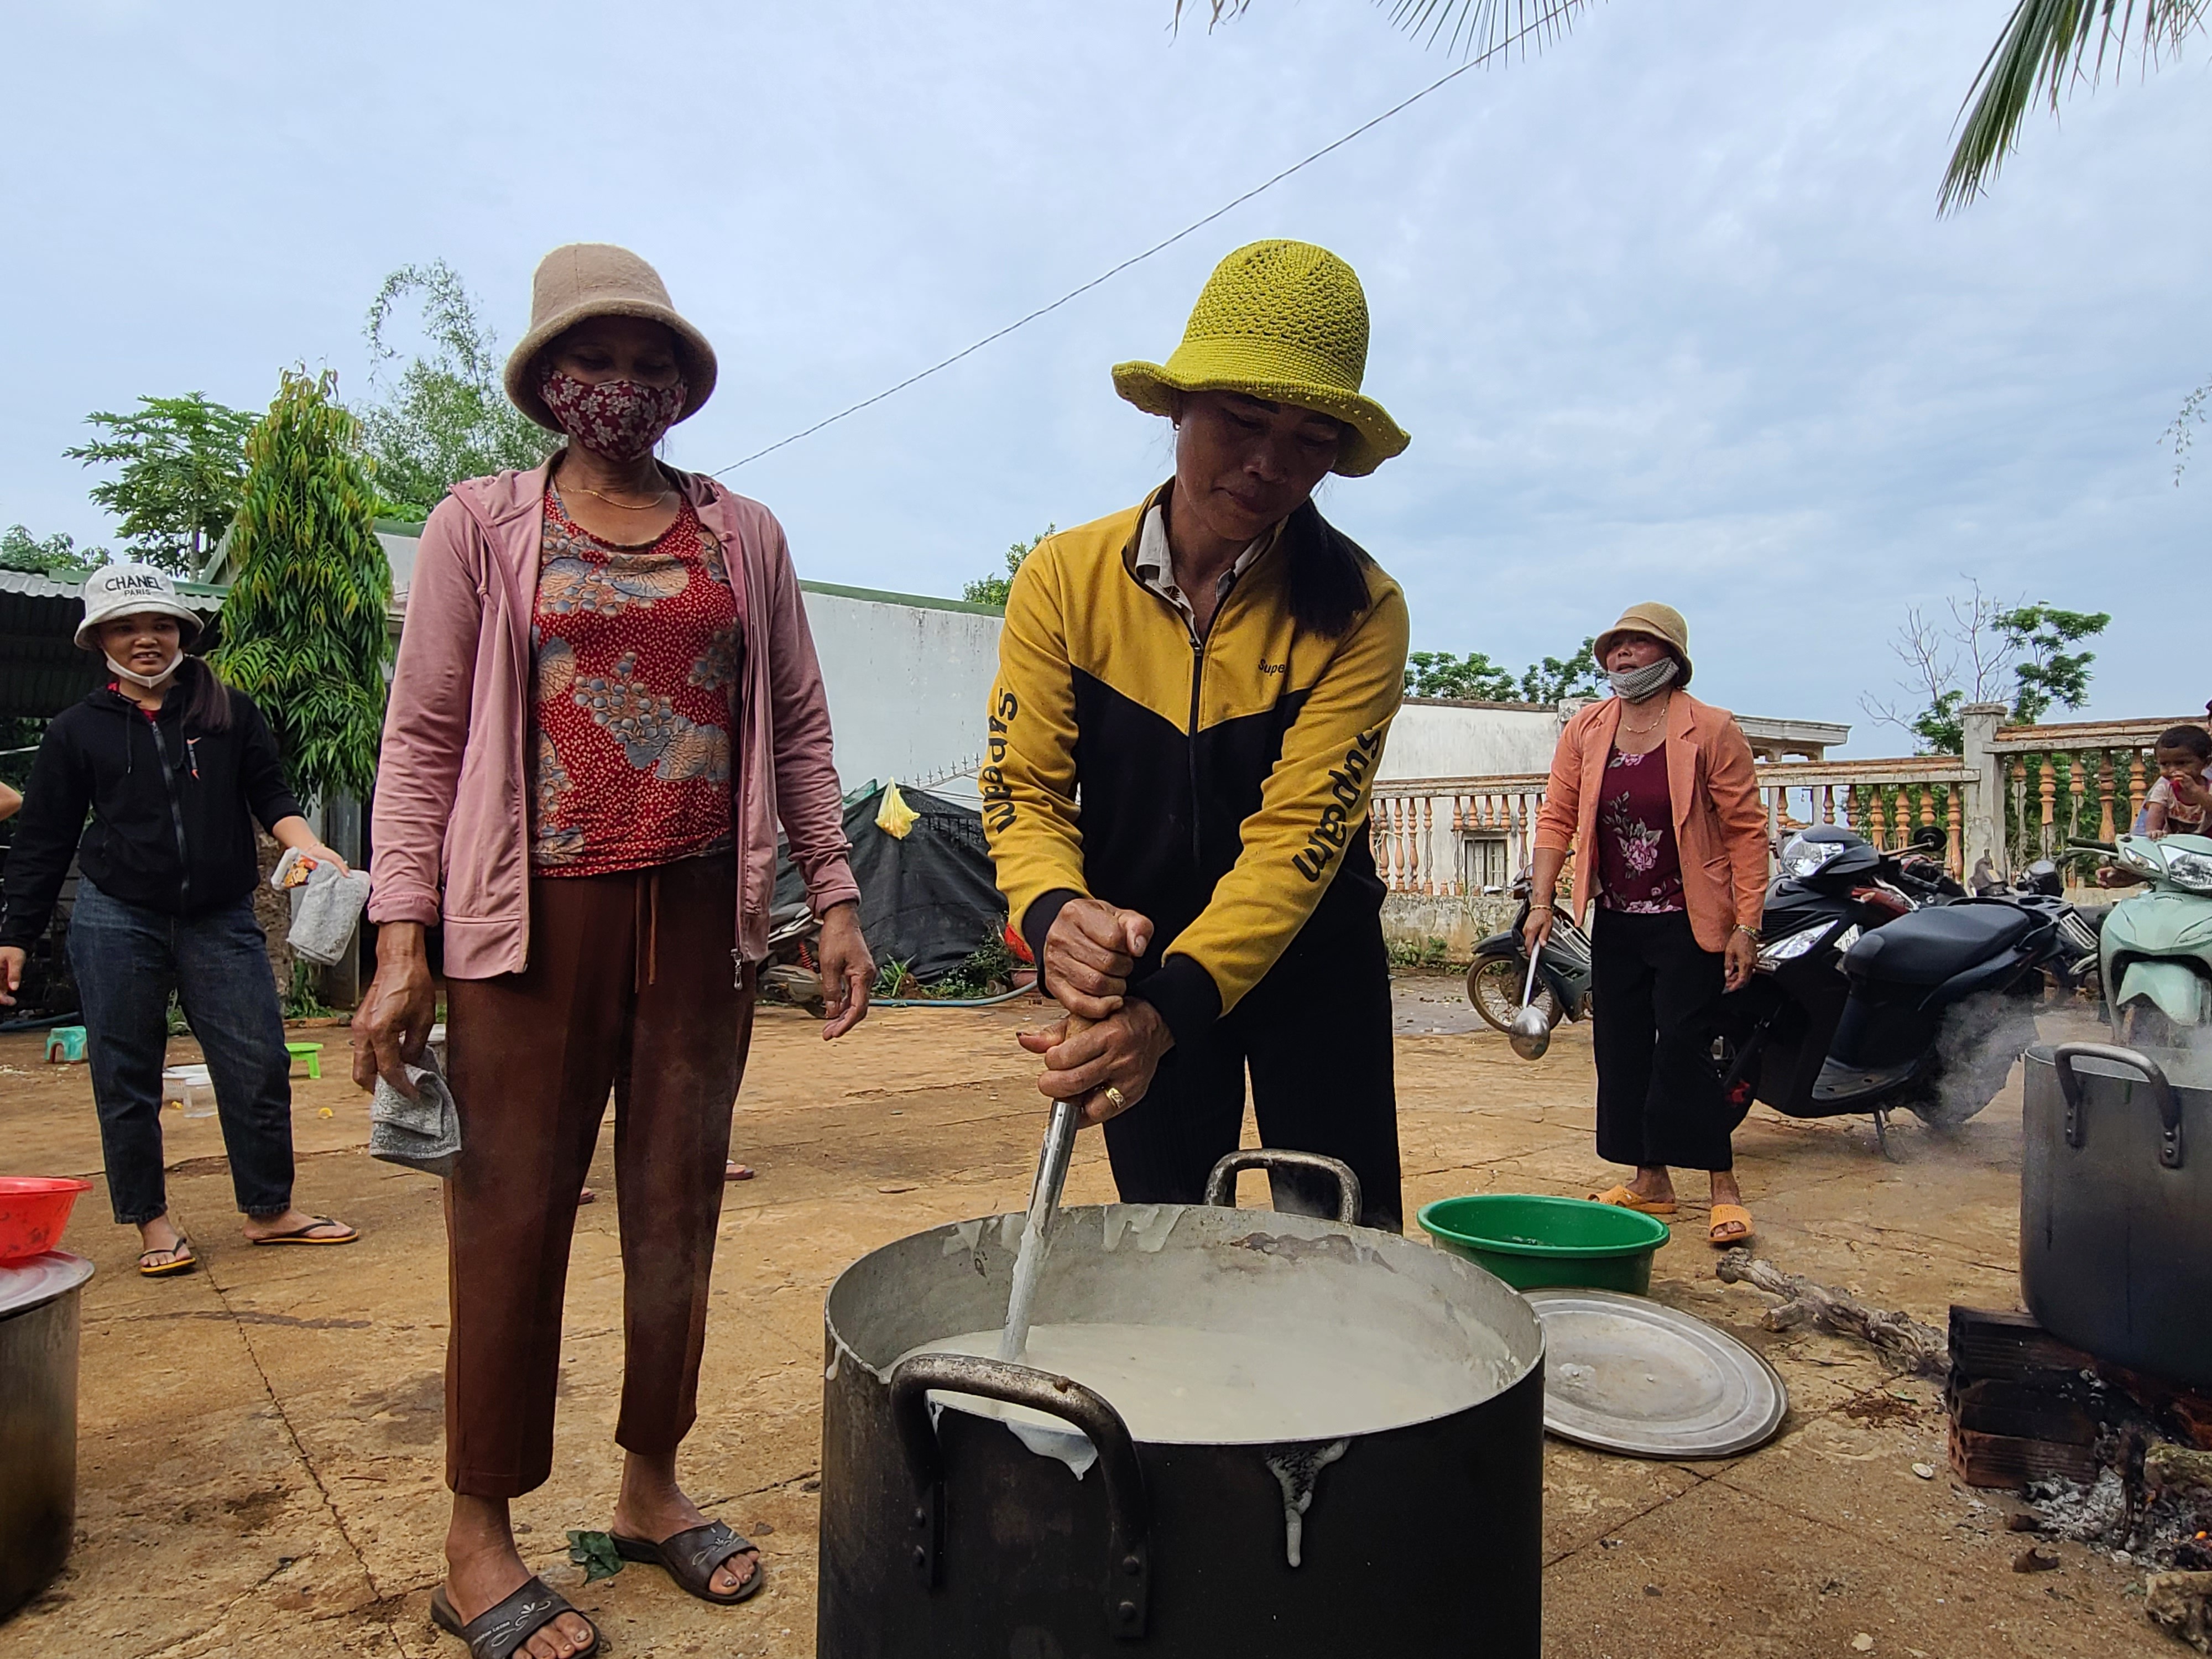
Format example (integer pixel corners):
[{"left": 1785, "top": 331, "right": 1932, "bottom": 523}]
[{"left": 567, "top": 1529, "right": 624, "bottom": 1582}]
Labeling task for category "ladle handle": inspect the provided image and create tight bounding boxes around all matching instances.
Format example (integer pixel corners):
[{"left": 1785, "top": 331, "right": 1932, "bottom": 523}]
[
  {"left": 1202, "top": 1149, "right": 1364, "bottom": 1226},
  {"left": 890, "top": 1353, "right": 1151, "bottom": 1640}
]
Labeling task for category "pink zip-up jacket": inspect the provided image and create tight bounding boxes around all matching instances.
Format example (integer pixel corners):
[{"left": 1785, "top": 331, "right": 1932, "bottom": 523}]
[{"left": 366, "top": 461, "right": 859, "bottom": 980}]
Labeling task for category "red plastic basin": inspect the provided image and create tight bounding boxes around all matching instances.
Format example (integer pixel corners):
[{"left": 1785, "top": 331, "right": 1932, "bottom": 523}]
[{"left": 0, "top": 1178, "right": 93, "bottom": 1264}]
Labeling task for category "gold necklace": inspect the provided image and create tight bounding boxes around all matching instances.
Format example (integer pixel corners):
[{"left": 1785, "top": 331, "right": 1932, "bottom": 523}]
[{"left": 565, "top": 478, "right": 674, "bottom": 510}]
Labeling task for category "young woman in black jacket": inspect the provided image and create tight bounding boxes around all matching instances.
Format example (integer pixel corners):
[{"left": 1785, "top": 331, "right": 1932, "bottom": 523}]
[{"left": 0, "top": 566, "right": 359, "bottom": 1276}]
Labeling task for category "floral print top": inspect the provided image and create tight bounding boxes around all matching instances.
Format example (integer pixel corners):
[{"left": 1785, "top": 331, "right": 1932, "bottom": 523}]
[
  {"left": 1595, "top": 748, "right": 1684, "bottom": 914},
  {"left": 528, "top": 486, "right": 745, "bottom": 875}
]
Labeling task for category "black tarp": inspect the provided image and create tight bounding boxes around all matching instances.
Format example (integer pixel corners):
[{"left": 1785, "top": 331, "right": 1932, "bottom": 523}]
[{"left": 773, "top": 784, "right": 1006, "bottom": 982}]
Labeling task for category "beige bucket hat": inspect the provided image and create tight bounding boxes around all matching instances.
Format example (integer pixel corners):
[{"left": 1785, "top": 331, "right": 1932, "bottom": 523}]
[
  {"left": 1594, "top": 602, "right": 1693, "bottom": 688},
  {"left": 503, "top": 243, "right": 718, "bottom": 433}
]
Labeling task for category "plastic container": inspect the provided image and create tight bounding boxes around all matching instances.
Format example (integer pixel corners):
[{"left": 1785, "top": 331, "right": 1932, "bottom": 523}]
[
  {"left": 0, "top": 1179, "right": 94, "bottom": 1265},
  {"left": 1418, "top": 1193, "right": 1671, "bottom": 1295}
]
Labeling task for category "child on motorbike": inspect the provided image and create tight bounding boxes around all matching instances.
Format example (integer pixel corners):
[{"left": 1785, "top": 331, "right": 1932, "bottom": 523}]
[
  {"left": 2099, "top": 725, "right": 2210, "bottom": 888},
  {"left": 2144, "top": 724, "right": 2211, "bottom": 837}
]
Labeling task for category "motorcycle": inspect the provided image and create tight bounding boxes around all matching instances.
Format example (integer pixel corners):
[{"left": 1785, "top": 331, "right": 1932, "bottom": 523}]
[
  {"left": 2075, "top": 831, "right": 2212, "bottom": 1044},
  {"left": 1720, "top": 827, "right": 2073, "bottom": 1151},
  {"left": 1463, "top": 874, "right": 1594, "bottom": 1037}
]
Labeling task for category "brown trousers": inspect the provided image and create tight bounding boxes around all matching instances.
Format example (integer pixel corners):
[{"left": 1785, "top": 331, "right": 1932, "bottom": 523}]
[{"left": 442, "top": 854, "right": 755, "bottom": 1498}]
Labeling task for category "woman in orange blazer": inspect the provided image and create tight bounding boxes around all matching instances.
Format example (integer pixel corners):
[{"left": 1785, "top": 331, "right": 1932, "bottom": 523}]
[{"left": 1526, "top": 604, "right": 1769, "bottom": 1244}]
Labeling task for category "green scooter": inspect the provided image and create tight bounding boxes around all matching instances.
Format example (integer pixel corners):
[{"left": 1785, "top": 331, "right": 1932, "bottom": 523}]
[{"left": 2092, "top": 832, "right": 2212, "bottom": 1044}]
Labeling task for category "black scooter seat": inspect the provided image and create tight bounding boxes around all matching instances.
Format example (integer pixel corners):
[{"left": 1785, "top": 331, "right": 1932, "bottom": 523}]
[{"left": 1843, "top": 902, "right": 2036, "bottom": 986}]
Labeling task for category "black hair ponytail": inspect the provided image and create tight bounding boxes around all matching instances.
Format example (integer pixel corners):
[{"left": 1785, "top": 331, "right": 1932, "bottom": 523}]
[
  {"left": 1284, "top": 502, "right": 1374, "bottom": 641},
  {"left": 179, "top": 653, "right": 233, "bottom": 733}
]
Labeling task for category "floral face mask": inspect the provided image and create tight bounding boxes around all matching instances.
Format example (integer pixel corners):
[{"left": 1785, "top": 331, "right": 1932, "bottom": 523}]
[{"left": 540, "top": 371, "right": 688, "bottom": 462}]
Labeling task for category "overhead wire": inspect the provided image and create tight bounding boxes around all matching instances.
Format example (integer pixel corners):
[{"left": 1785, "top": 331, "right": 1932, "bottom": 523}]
[{"left": 708, "top": 8, "right": 1573, "bottom": 475}]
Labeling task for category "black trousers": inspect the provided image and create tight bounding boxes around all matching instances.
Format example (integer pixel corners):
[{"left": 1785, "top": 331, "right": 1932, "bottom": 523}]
[
  {"left": 1590, "top": 907, "right": 1741, "bottom": 1172},
  {"left": 1107, "top": 919, "right": 1403, "bottom": 1231}
]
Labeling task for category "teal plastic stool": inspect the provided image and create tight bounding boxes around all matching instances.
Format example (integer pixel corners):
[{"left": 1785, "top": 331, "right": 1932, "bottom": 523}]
[{"left": 45, "top": 1026, "right": 88, "bottom": 1063}]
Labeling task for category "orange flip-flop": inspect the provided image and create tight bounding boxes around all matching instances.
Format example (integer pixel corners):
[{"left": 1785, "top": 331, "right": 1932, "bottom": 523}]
[
  {"left": 1708, "top": 1204, "right": 1754, "bottom": 1246},
  {"left": 1588, "top": 1184, "right": 1678, "bottom": 1217}
]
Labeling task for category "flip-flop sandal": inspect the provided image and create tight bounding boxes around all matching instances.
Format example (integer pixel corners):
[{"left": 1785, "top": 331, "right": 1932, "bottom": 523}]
[
  {"left": 138, "top": 1239, "right": 197, "bottom": 1277},
  {"left": 248, "top": 1215, "right": 359, "bottom": 1246},
  {"left": 430, "top": 1578, "right": 600, "bottom": 1659},
  {"left": 1708, "top": 1204, "right": 1755, "bottom": 1246},
  {"left": 611, "top": 1519, "right": 765, "bottom": 1605},
  {"left": 725, "top": 1162, "right": 755, "bottom": 1182},
  {"left": 1588, "top": 1184, "right": 1678, "bottom": 1217}
]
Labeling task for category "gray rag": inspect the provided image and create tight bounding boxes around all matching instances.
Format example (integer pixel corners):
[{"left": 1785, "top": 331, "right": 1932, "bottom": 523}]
[
  {"left": 277, "top": 851, "right": 372, "bottom": 967},
  {"left": 369, "top": 1054, "right": 461, "bottom": 1179}
]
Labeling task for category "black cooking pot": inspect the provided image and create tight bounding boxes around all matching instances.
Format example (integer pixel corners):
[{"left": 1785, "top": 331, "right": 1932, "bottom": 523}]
[
  {"left": 816, "top": 1152, "right": 1545, "bottom": 1657},
  {"left": 2021, "top": 1042, "right": 2212, "bottom": 1387}
]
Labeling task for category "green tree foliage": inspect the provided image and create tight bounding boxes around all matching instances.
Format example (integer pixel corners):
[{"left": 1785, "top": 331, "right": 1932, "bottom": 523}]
[
  {"left": 209, "top": 371, "right": 392, "bottom": 804},
  {"left": 1864, "top": 583, "right": 2109, "bottom": 754},
  {"left": 0, "top": 525, "right": 105, "bottom": 576},
  {"left": 1404, "top": 637, "right": 1599, "bottom": 703},
  {"left": 964, "top": 526, "right": 1054, "bottom": 607},
  {"left": 64, "top": 394, "right": 255, "bottom": 574},
  {"left": 359, "top": 260, "right": 556, "bottom": 519},
  {"left": 1942, "top": 1, "right": 2203, "bottom": 212},
  {"left": 2002, "top": 602, "right": 2110, "bottom": 724},
  {"left": 1519, "top": 637, "right": 1601, "bottom": 703},
  {"left": 1405, "top": 650, "right": 1518, "bottom": 700}
]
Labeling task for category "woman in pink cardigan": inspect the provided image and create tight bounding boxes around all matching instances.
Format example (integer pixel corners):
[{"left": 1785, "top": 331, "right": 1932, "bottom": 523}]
[
  {"left": 353, "top": 244, "right": 872, "bottom": 1659},
  {"left": 1526, "top": 603, "right": 1768, "bottom": 1249}
]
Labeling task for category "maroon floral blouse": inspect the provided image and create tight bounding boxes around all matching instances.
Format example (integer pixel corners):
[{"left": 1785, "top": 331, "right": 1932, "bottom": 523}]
[
  {"left": 1596, "top": 748, "right": 1684, "bottom": 914},
  {"left": 528, "top": 487, "right": 745, "bottom": 875}
]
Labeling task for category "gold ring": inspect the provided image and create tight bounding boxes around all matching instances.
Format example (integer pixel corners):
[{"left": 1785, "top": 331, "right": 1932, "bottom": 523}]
[{"left": 1104, "top": 1086, "right": 1126, "bottom": 1110}]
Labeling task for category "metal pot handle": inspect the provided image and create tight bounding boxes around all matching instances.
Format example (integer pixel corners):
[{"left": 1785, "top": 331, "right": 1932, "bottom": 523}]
[
  {"left": 889, "top": 1353, "right": 1150, "bottom": 1640},
  {"left": 1202, "top": 1149, "right": 1363, "bottom": 1225},
  {"left": 2052, "top": 1042, "right": 2183, "bottom": 1170}
]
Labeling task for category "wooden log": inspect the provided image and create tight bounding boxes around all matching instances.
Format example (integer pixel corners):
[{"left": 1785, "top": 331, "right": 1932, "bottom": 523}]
[{"left": 1716, "top": 1251, "right": 1949, "bottom": 1376}]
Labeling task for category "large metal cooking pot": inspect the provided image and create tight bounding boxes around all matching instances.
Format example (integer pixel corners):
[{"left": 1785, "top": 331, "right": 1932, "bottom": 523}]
[
  {"left": 817, "top": 1151, "right": 1545, "bottom": 1657},
  {"left": 2022, "top": 1043, "right": 2212, "bottom": 1387},
  {"left": 0, "top": 1251, "right": 93, "bottom": 1618}
]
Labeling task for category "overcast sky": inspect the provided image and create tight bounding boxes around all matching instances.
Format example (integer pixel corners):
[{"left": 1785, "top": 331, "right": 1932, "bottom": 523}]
[{"left": 6, "top": 2, "right": 2206, "bottom": 748}]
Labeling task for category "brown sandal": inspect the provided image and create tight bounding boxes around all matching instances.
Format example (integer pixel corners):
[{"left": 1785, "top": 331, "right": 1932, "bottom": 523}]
[
  {"left": 1708, "top": 1203, "right": 1754, "bottom": 1246},
  {"left": 611, "top": 1519, "right": 764, "bottom": 1605}
]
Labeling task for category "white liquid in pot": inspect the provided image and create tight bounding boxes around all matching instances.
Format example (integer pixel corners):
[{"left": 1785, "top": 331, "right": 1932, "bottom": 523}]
[{"left": 898, "top": 1320, "right": 1490, "bottom": 1444}]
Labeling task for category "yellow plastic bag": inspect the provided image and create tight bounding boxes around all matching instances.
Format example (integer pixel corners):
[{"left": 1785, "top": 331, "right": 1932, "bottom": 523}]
[{"left": 875, "top": 780, "right": 918, "bottom": 840}]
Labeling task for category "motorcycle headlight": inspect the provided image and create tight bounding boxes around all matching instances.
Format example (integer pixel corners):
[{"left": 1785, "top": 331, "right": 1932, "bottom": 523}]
[
  {"left": 1756, "top": 922, "right": 1830, "bottom": 971},
  {"left": 2167, "top": 848, "right": 2212, "bottom": 895},
  {"left": 1780, "top": 836, "right": 1844, "bottom": 880},
  {"left": 2117, "top": 836, "right": 2167, "bottom": 878}
]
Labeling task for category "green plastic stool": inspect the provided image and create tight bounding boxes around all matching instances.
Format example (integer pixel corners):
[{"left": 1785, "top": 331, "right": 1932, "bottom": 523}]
[
  {"left": 285, "top": 1040, "right": 324, "bottom": 1079},
  {"left": 45, "top": 1025, "right": 87, "bottom": 1063}
]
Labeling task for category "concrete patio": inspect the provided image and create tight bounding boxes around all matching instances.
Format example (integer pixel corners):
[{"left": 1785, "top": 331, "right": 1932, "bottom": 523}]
[{"left": 0, "top": 978, "right": 2176, "bottom": 1658}]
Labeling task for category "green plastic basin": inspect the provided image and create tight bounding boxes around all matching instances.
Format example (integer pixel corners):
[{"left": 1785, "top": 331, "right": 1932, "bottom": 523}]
[{"left": 1417, "top": 1193, "right": 1671, "bottom": 1295}]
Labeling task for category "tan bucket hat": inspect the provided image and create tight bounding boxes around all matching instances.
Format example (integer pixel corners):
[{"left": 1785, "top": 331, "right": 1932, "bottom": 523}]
[
  {"left": 503, "top": 244, "right": 718, "bottom": 433},
  {"left": 1594, "top": 602, "right": 1693, "bottom": 688}
]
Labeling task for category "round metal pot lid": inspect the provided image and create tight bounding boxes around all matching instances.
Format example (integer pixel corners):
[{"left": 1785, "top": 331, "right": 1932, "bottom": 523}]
[
  {"left": 0, "top": 1250, "right": 94, "bottom": 1321},
  {"left": 1523, "top": 1288, "right": 1787, "bottom": 1458}
]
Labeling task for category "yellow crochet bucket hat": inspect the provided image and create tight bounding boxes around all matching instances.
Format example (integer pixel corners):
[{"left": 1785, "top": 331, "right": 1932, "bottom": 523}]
[{"left": 1112, "top": 239, "right": 1410, "bottom": 477}]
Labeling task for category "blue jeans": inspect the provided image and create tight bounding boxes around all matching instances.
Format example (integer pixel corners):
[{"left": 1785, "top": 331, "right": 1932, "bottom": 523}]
[{"left": 67, "top": 878, "right": 295, "bottom": 1225}]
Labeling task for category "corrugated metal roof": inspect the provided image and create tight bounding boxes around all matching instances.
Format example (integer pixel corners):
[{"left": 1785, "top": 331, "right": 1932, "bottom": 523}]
[{"left": 0, "top": 568, "right": 226, "bottom": 722}]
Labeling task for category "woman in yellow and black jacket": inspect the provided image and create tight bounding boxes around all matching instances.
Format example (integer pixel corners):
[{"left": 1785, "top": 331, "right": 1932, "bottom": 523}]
[{"left": 985, "top": 240, "right": 1412, "bottom": 1229}]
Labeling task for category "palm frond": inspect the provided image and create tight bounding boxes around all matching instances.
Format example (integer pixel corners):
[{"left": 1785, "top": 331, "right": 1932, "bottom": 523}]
[
  {"left": 1942, "top": 0, "right": 2205, "bottom": 213},
  {"left": 1173, "top": 0, "right": 1589, "bottom": 56}
]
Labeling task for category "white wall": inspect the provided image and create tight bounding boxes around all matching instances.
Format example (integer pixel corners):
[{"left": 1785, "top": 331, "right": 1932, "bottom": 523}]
[
  {"left": 802, "top": 582, "right": 1001, "bottom": 800},
  {"left": 1376, "top": 698, "right": 1567, "bottom": 782}
]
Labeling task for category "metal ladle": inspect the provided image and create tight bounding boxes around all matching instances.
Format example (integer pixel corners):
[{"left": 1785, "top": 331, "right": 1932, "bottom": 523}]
[{"left": 1508, "top": 947, "right": 1551, "bottom": 1061}]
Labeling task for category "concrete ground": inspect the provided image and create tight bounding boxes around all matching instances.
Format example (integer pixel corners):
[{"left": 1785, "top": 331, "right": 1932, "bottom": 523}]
[{"left": 0, "top": 977, "right": 2174, "bottom": 1658}]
